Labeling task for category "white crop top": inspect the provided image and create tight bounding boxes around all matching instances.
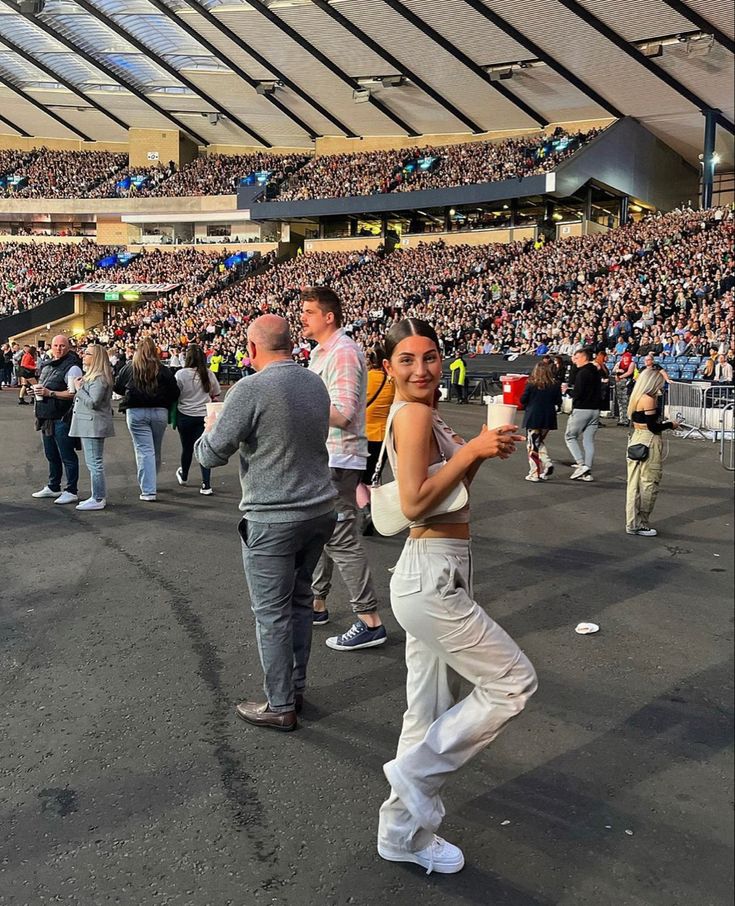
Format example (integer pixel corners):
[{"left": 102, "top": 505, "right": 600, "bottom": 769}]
[{"left": 384, "top": 400, "right": 470, "bottom": 527}]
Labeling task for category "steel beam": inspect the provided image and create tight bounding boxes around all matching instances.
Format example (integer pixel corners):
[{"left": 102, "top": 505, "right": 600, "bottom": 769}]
[
  {"left": 0, "top": 30, "right": 129, "bottom": 132},
  {"left": 380, "top": 0, "right": 547, "bottom": 126},
  {"left": 240, "top": 0, "right": 418, "bottom": 136},
  {"left": 0, "top": 70, "right": 93, "bottom": 140},
  {"left": 73, "top": 0, "right": 272, "bottom": 145},
  {"left": 460, "top": 0, "right": 623, "bottom": 118},
  {"left": 310, "top": 0, "right": 484, "bottom": 133},
  {"left": 701, "top": 108, "right": 718, "bottom": 208},
  {"left": 174, "top": 0, "right": 355, "bottom": 137},
  {"left": 557, "top": 0, "right": 735, "bottom": 134},
  {"left": 0, "top": 111, "right": 31, "bottom": 137},
  {"left": 0, "top": 0, "right": 209, "bottom": 145},
  {"left": 659, "top": 0, "right": 734, "bottom": 55},
  {"left": 143, "top": 0, "right": 320, "bottom": 140}
]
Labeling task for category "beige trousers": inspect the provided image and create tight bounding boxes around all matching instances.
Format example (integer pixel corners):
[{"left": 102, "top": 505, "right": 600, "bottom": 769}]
[
  {"left": 625, "top": 430, "right": 663, "bottom": 532},
  {"left": 378, "top": 539, "right": 537, "bottom": 852}
]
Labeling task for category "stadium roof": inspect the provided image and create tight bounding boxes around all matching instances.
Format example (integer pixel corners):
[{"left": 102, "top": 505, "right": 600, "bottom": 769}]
[{"left": 0, "top": 0, "right": 732, "bottom": 166}]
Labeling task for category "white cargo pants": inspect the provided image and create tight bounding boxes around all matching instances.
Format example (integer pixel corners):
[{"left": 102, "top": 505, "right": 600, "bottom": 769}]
[{"left": 378, "top": 538, "right": 537, "bottom": 852}]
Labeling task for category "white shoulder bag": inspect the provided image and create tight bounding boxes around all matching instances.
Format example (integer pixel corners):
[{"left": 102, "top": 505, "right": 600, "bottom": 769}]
[{"left": 370, "top": 407, "right": 469, "bottom": 536}]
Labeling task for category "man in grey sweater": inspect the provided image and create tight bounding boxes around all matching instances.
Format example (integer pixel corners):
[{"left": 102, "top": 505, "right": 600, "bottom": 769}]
[{"left": 195, "top": 315, "right": 337, "bottom": 732}]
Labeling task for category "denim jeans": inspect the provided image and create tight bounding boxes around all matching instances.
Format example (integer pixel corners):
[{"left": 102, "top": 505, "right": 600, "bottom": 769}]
[
  {"left": 42, "top": 419, "right": 79, "bottom": 495},
  {"left": 126, "top": 407, "right": 168, "bottom": 496},
  {"left": 177, "top": 412, "right": 211, "bottom": 488},
  {"left": 564, "top": 408, "right": 600, "bottom": 469},
  {"left": 240, "top": 511, "right": 337, "bottom": 712},
  {"left": 81, "top": 437, "right": 107, "bottom": 501}
]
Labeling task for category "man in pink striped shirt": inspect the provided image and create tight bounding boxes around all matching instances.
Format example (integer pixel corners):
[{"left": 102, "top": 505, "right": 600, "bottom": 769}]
[{"left": 302, "top": 287, "right": 387, "bottom": 651}]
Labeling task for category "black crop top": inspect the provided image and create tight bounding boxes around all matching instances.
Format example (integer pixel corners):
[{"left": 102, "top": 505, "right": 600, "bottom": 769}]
[{"left": 631, "top": 411, "right": 673, "bottom": 434}]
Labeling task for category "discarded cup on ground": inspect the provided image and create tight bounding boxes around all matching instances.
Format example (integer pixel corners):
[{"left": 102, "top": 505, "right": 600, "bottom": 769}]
[
  {"left": 487, "top": 402, "right": 517, "bottom": 430},
  {"left": 575, "top": 622, "right": 600, "bottom": 635}
]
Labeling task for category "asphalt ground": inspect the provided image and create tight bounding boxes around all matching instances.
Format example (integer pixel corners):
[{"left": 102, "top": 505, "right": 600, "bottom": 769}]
[{"left": 1, "top": 391, "right": 733, "bottom": 906}]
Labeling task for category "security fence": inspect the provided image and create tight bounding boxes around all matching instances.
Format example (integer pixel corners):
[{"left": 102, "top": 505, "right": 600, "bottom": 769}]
[{"left": 664, "top": 380, "right": 734, "bottom": 440}]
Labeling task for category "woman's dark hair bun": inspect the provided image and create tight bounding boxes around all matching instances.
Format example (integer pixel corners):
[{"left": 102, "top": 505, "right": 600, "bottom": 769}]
[{"left": 384, "top": 318, "right": 441, "bottom": 360}]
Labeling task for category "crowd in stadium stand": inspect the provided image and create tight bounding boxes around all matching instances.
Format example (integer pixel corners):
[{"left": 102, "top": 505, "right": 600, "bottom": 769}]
[
  {"left": 0, "top": 147, "right": 310, "bottom": 200},
  {"left": 2, "top": 148, "right": 128, "bottom": 199},
  {"left": 128, "top": 152, "right": 311, "bottom": 198},
  {"left": 0, "top": 240, "right": 116, "bottom": 317},
  {"left": 2, "top": 206, "right": 732, "bottom": 375},
  {"left": 0, "top": 131, "right": 597, "bottom": 202},
  {"left": 275, "top": 128, "right": 602, "bottom": 202},
  {"left": 67, "top": 207, "right": 731, "bottom": 375}
]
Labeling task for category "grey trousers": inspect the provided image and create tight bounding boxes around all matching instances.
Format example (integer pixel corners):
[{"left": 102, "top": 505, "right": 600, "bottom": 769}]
[
  {"left": 378, "top": 539, "right": 537, "bottom": 852},
  {"left": 240, "top": 511, "right": 336, "bottom": 713},
  {"left": 564, "top": 408, "right": 600, "bottom": 469},
  {"left": 311, "top": 467, "right": 379, "bottom": 615}
]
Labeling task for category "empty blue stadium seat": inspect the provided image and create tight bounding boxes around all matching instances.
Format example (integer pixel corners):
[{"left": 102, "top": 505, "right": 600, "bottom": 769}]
[
  {"left": 688, "top": 356, "right": 702, "bottom": 364},
  {"left": 675, "top": 356, "right": 688, "bottom": 364}
]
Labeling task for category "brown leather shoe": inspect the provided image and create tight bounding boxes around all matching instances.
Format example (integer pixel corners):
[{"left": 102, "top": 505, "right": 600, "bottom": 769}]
[{"left": 235, "top": 701, "right": 297, "bottom": 732}]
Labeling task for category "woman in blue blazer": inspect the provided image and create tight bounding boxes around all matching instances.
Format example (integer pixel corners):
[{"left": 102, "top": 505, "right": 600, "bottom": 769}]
[
  {"left": 69, "top": 345, "right": 115, "bottom": 510},
  {"left": 520, "top": 361, "right": 562, "bottom": 482}
]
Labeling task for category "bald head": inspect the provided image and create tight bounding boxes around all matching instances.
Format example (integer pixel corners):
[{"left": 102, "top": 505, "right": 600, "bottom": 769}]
[
  {"left": 248, "top": 315, "right": 291, "bottom": 354},
  {"left": 51, "top": 335, "right": 70, "bottom": 360}
]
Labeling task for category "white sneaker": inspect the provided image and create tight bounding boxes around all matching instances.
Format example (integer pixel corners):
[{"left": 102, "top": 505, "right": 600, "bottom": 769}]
[
  {"left": 524, "top": 474, "right": 540, "bottom": 482},
  {"left": 54, "top": 491, "right": 79, "bottom": 505},
  {"left": 175, "top": 467, "right": 187, "bottom": 486},
  {"left": 378, "top": 834, "right": 465, "bottom": 875},
  {"left": 635, "top": 527, "right": 657, "bottom": 536},
  {"left": 199, "top": 485, "right": 213, "bottom": 495},
  {"left": 580, "top": 473, "right": 594, "bottom": 482},
  {"left": 570, "top": 464, "right": 590, "bottom": 480},
  {"left": 139, "top": 494, "right": 157, "bottom": 502},
  {"left": 76, "top": 497, "right": 106, "bottom": 511},
  {"left": 32, "top": 486, "right": 62, "bottom": 499}
]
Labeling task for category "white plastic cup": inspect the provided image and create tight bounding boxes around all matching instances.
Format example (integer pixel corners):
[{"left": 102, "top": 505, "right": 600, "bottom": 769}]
[
  {"left": 206, "top": 401, "right": 224, "bottom": 421},
  {"left": 32, "top": 384, "right": 44, "bottom": 400},
  {"left": 487, "top": 402, "right": 517, "bottom": 430}
]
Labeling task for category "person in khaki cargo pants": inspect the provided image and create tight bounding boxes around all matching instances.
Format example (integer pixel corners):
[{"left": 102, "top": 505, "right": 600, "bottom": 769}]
[{"left": 625, "top": 369, "right": 680, "bottom": 537}]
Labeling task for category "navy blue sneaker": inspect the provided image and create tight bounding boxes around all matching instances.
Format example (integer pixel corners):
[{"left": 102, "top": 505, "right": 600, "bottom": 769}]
[
  {"left": 326, "top": 619, "right": 387, "bottom": 651},
  {"left": 313, "top": 609, "right": 330, "bottom": 626}
]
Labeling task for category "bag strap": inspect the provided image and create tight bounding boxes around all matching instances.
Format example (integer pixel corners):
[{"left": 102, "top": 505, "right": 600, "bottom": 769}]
[
  {"left": 370, "top": 406, "right": 398, "bottom": 487},
  {"left": 370, "top": 405, "right": 447, "bottom": 487},
  {"left": 366, "top": 373, "right": 388, "bottom": 410}
]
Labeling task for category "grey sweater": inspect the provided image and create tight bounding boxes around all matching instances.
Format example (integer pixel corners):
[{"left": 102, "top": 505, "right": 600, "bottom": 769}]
[{"left": 194, "top": 360, "right": 337, "bottom": 523}]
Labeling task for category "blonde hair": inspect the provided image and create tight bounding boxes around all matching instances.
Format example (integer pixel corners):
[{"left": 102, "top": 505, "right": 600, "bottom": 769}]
[
  {"left": 132, "top": 336, "right": 161, "bottom": 397},
  {"left": 83, "top": 345, "right": 113, "bottom": 387},
  {"left": 627, "top": 368, "right": 664, "bottom": 418}
]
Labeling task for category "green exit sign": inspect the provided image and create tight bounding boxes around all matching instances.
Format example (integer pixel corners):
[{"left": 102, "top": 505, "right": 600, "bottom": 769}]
[{"left": 104, "top": 292, "right": 120, "bottom": 301}]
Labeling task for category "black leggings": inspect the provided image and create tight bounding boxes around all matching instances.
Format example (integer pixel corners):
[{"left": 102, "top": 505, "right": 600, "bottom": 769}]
[{"left": 177, "top": 412, "right": 211, "bottom": 488}]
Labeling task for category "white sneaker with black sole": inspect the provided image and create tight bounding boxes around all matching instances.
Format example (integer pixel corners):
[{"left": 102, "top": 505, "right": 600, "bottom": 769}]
[
  {"left": 378, "top": 835, "right": 465, "bottom": 875},
  {"left": 175, "top": 468, "right": 187, "bottom": 486}
]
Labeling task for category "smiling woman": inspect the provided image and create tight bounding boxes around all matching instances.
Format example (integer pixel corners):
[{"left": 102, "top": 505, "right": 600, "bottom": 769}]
[{"left": 376, "top": 316, "right": 537, "bottom": 876}]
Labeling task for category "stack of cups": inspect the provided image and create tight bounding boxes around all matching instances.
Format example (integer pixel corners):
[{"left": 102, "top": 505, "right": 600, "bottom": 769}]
[{"left": 487, "top": 401, "right": 518, "bottom": 430}]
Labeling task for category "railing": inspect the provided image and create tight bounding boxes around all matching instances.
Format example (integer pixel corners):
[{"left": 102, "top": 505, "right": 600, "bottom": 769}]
[
  {"left": 666, "top": 380, "right": 735, "bottom": 440},
  {"left": 720, "top": 404, "right": 735, "bottom": 471}
]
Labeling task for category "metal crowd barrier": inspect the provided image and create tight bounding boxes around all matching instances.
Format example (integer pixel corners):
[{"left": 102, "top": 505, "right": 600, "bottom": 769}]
[
  {"left": 665, "top": 380, "right": 735, "bottom": 440},
  {"left": 720, "top": 404, "right": 735, "bottom": 471}
]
